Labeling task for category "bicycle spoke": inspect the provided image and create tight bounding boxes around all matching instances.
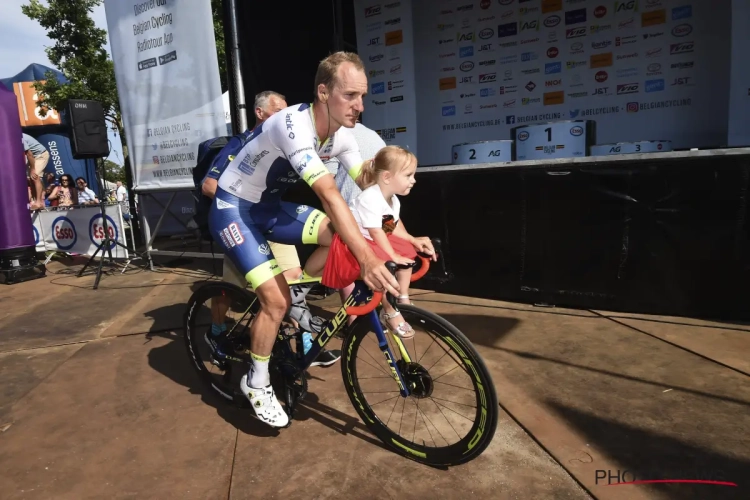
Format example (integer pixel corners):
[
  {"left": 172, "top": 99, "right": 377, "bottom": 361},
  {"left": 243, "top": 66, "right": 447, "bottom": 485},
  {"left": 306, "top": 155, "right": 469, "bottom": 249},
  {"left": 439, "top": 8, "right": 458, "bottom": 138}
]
[
  {"left": 428, "top": 398, "right": 463, "bottom": 441},
  {"left": 428, "top": 395, "right": 477, "bottom": 409},
  {"left": 433, "top": 379, "right": 475, "bottom": 392},
  {"left": 369, "top": 394, "right": 401, "bottom": 407}
]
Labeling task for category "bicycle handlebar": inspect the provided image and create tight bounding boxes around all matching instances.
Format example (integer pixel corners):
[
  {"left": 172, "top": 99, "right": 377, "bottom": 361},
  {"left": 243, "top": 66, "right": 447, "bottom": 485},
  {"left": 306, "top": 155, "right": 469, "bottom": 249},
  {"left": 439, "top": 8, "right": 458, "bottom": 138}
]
[{"left": 344, "top": 239, "right": 442, "bottom": 316}]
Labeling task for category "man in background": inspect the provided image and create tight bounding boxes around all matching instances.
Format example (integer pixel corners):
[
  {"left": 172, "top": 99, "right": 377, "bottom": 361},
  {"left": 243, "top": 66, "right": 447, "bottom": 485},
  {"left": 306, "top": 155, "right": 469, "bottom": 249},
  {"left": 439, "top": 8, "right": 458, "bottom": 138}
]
[{"left": 23, "top": 133, "right": 49, "bottom": 210}]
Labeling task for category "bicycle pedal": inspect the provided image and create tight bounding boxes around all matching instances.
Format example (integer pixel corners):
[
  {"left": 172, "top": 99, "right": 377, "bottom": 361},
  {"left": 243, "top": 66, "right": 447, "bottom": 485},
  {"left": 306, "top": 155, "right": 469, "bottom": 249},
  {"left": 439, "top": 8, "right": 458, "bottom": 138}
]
[{"left": 209, "top": 353, "right": 229, "bottom": 371}]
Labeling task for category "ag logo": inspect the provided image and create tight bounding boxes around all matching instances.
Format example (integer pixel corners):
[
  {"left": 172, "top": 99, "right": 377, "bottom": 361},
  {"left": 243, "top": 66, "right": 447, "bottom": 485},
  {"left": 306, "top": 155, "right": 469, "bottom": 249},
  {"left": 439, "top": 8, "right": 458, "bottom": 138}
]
[
  {"left": 296, "top": 204, "right": 309, "bottom": 214},
  {"left": 89, "top": 214, "right": 118, "bottom": 251},
  {"left": 51, "top": 216, "right": 77, "bottom": 250}
]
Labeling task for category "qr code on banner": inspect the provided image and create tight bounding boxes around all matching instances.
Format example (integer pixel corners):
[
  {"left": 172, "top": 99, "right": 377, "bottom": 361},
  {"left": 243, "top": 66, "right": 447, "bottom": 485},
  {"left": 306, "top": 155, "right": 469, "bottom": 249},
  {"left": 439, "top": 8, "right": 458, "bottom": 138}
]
[{"left": 379, "top": 128, "right": 396, "bottom": 141}]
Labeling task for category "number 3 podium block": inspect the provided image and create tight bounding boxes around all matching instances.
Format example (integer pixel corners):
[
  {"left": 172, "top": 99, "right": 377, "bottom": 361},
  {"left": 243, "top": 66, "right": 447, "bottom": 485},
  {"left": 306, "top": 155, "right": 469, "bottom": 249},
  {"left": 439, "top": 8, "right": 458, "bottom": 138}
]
[{"left": 512, "top": 120, "right": 595, "bottom": 161}]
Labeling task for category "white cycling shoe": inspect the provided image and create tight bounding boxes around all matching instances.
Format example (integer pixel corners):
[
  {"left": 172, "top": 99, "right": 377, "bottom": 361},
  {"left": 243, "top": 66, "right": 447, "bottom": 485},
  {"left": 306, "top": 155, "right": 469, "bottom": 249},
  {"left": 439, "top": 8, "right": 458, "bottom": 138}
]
[{"left": 240, "top": 374, "right": 289, "bottom": 428}]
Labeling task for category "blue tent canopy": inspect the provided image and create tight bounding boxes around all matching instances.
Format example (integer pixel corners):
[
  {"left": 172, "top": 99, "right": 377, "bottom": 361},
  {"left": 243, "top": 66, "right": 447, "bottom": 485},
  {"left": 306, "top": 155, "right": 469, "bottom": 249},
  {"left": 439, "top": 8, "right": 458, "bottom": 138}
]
[{"left": 0, "top": 64, "right": 99, "bottom": 193}]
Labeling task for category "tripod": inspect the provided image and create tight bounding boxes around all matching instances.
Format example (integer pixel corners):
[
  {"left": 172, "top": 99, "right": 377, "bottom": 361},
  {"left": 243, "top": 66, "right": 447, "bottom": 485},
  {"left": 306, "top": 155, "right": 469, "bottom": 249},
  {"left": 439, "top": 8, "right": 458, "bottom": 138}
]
[{"left": 77, "top": 157, "right": 136, "bottom": 289}]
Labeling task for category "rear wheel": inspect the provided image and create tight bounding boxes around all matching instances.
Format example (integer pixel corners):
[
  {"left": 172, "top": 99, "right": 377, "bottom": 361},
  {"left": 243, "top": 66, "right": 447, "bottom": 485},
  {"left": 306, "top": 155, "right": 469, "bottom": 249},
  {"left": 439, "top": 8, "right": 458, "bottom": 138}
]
[
  {"left": 183, "top": 282, "right": 259, "bottom": 406},
  {"left": 341, "top": 304, "right": 498, "bottom": 466}
]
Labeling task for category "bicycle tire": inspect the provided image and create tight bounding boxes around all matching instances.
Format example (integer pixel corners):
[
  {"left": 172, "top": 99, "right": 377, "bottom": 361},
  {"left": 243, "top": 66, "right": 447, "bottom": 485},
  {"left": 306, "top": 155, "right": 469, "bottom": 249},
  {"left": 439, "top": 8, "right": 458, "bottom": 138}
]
[
  {"left": 341, "top": 304, "right": 499, "bottom": 466},
  {"left": 184, "top": 282, "right": 259, "bottom": 405}
]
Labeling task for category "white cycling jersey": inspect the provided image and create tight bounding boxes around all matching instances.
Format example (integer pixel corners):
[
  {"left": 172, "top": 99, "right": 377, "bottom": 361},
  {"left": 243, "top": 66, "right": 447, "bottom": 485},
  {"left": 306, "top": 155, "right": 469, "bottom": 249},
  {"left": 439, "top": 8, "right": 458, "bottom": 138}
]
[{"left": 217, "top": 103, "right": 363, "bottom": 203}]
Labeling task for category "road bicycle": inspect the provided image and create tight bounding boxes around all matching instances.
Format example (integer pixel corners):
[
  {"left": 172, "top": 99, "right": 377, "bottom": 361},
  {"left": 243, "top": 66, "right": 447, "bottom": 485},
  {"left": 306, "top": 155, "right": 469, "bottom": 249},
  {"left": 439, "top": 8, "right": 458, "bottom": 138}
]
[{"left": 184, "top": 240, "right": 498, "bottom": 466}]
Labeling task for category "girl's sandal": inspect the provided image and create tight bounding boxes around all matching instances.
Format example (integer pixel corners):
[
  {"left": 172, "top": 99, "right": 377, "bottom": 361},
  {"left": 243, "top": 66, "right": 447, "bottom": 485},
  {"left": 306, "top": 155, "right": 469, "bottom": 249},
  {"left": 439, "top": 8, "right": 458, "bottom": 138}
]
[
  {"left": 380, "top": 310, "right": 415, "bottom": 339},
  {"left": 396, "top": 295, "right": 413, "bottom": 305}
]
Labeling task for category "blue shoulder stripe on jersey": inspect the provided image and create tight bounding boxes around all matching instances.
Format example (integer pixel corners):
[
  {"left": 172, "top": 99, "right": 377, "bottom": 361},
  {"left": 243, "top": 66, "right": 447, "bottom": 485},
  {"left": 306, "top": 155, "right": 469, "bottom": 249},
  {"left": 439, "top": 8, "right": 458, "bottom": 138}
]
[{"left": 297, "top": 103, "right": 310, "bottom": 111}]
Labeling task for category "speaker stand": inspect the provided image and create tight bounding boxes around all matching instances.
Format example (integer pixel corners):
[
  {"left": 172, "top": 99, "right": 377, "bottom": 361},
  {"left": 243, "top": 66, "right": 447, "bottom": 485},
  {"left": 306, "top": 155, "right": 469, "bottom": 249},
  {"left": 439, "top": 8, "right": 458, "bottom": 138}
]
[{"left": 76, "top": 158, "right": 142, "bottom": 290}]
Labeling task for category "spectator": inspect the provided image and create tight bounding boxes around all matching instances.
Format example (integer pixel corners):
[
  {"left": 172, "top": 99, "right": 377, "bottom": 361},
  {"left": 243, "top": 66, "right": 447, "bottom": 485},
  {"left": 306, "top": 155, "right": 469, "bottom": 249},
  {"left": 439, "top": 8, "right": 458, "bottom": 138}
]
[
  {"left": 115, "top": 181, "right": 130, "bottom": 219},
  {"left": 75, "top": 177, "right": 99, "bottom": 206},
  {"left": 43, "top": 173, "right": 59, "bottom": 208},
  {"left": 47, "top": 174, "right": 78, "bottom": 208},
  {"left": 23, "top": 133, "right": 50, "bottom": 210}
]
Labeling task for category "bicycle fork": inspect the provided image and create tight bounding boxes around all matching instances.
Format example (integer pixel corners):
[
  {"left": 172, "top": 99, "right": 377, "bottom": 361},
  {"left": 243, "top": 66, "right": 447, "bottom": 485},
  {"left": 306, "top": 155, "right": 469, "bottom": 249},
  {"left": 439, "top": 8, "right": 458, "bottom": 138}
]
[{"left": 368, "top": 309, "right": 411, "bottom": 397}]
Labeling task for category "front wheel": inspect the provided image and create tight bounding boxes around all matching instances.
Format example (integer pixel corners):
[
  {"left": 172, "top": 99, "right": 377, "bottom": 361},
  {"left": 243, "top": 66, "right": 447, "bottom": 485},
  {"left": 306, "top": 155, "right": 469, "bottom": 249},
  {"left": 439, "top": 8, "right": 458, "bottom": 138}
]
[{"left": 341, "top": 304, "right": 498, "bottom": 466}]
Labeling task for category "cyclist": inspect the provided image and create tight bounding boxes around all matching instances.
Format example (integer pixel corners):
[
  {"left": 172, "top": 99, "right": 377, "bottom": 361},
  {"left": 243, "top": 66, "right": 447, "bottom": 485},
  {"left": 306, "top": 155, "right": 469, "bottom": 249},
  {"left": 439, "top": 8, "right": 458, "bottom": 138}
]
[
  {"left": 203, "top": 90, "right": 342, "bottom": 367},
  {"left": 209, "top": 51, "right": 401, "bottom": 428}
]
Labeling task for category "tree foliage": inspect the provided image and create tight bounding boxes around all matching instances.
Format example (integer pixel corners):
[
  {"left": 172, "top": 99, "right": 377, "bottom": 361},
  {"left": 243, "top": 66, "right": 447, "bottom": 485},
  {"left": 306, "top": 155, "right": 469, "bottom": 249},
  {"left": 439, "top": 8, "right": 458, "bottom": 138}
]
[
  {"left": 102, "top": 159, "right": 126, "bottom": 183},
  {"left": 212, "top": 0, "right": 228, "bottom": 93},
  {"left": 21, "top": 0, "right": 123, "bottom": 141}
]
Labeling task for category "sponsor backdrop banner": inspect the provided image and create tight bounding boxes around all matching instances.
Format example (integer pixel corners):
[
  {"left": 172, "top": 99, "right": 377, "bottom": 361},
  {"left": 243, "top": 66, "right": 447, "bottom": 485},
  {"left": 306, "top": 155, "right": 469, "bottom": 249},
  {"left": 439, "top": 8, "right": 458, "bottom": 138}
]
[
  {"left": 31, "top": 205, "right": 129, "bottom": 258},
  {"left": 104, "top": 0, "right": 226, "bottom": 191},
  {"left": 354, "top": 0, "right": 419, "bottom": 154},
  {"left": 728, "top": 0, "right": 750, "bottom": 146},
  {"left": 410, "top": 0, "right": 729, "bottom": 166}
]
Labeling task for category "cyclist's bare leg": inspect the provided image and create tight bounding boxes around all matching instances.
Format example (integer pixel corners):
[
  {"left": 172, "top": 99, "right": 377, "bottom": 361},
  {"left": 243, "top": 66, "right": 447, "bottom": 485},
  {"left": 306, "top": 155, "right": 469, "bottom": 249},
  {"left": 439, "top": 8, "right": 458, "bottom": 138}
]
[
  {"left": 301, "top": 217, "right": 334, "bottom": 277},
  {"left": 247, "top": 274, "right": 292, "bottom": 386},
  {"left": 395, "top": 268, "right": 412, "bottom": 304},
  {"left": 210, "top": 296, "right": 231, "bottom": 326}
]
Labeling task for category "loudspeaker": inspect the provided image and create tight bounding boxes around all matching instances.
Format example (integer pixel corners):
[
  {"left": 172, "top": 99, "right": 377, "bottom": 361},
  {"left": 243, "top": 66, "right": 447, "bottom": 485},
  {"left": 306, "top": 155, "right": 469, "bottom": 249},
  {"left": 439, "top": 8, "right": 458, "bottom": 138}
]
[{"left": 66, "top": 99, "right": 110, "bottom": 159}]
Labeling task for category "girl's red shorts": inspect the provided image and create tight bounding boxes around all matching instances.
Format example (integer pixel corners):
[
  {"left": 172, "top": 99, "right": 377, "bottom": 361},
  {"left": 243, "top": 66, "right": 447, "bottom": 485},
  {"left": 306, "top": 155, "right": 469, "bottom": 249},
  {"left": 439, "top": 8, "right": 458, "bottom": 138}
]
[{"left": 322, "top": 232, "right": 416, "bottom": 289}]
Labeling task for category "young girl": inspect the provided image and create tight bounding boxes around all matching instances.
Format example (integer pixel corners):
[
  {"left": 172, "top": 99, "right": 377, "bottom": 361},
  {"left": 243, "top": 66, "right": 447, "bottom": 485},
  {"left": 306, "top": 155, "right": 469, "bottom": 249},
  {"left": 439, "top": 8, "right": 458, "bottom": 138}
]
[{"left": 323, "top": 145, "right": 435, "bottom": 338}]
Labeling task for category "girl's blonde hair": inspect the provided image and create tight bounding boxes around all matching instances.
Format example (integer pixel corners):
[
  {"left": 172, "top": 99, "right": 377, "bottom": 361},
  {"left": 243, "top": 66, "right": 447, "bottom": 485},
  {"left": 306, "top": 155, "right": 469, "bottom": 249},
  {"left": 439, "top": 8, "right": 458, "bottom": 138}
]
[{"left": 356, "top": 145, "right": 416, "bottom": 190}]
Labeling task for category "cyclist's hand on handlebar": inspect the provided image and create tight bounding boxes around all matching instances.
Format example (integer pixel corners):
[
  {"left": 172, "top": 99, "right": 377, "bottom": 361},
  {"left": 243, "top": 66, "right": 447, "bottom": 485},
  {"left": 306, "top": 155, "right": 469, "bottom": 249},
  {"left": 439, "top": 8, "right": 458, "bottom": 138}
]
[
  {"left": 412, "top": 237, "right": 438, "bottom": 261},
  {"left": 392, "top": 254, "right": 415, "bottom": 266},
  {"left": 361, "top": 254, "right": 401, "bottom": 296}
]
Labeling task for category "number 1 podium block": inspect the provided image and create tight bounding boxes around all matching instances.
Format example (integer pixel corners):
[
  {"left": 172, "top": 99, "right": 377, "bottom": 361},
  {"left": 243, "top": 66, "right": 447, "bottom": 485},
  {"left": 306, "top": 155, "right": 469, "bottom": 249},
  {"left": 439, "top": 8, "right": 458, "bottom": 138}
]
[{"left": 512, "top": 120, "right": 595, "bottom": 161}]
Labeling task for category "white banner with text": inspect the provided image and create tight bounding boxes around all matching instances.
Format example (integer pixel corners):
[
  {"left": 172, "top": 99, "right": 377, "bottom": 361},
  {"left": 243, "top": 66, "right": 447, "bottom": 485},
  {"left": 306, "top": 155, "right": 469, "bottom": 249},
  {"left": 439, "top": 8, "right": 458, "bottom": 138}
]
[
  {"left": 354, "top": 0, "right": 419, "bottom": 155},
  {"left": 31, "top": 206, "right": 129, "bottom": 258},
  {"left": 104, "top": 0, "right": 226, "bottom": 190}
]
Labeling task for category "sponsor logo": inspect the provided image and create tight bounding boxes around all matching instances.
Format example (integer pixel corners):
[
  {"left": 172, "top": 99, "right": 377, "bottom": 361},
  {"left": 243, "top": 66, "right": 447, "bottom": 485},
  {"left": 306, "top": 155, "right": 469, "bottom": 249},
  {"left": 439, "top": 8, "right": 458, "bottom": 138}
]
[
  {"left": 646, "top": 47, "right": 662, "bottom": 57},
  {"left": 371, "top": 82, "right": 385, "bottom": 94},
  {"left": 437, "top": 23, "right": 455, "bottom": 31},
  {"left": 568, "top": 91, "right": 588, "bottom": 97},
  {"left": 390, "top": 95, "right": 403, "bottom": 102},
  {"left": 670, "top": 41, "right": 693, "bottom": 54},
  {"left": 460, "top": 46, "right": 474, "bottom": 57},
  {"left": 526, "top": 81, "right": 537, "bottom": 91},
  {"left": 615, "top": 35, "right": 637, "bottom": 45},
  {"left": 369, "top": 54, "right": 384, "bottom": 62},
  {"left": 565, "top": 8, "right": 587, "bottom": 25},
  {"left": 480, "top": 0, "right": 491, "bottom": 9},
  {"left": 369, "top": 69, "right": 385, "bottom": 77},
  {"left": 545, "top": 62, "right": 562, "bottom": 74},
  {"left": 371, "top": 99, "right": 386, "bottom": 106},
  {"left": 460, "top": 91, "right": 476, "bottom": 97},
  {"left": 501, "top": 10, "right": 515, "bottom": 19},
  {"left": 390, "top": 64, "right": 402, "bottom": 74},
  {"left": 671, "top": 76, "right": 693, "bottom": 86},
  {"left": 645, "top": 0, "right": 663, "bottom": 7},
  {"left": 592, "top": 86, "right": 610, "bottom": 95},
  {"left": 594, "top": 5, "right": 607, "bottom": 18},
  {"left": 387, "top": 79, "right": 403, "bottom": 90},
  {"left": 385, "top": 1, "right": 400, "bottom": 8},
  {"left": 499, "top": 85, "right": 518, "bottom": 94},
  {"left": 439, "top": 77, "right": 457, "bottom": 90},
  {"left": 439, "top": 52, "right": 457, "bottom": 58},
  {"left": 441, "top": 66, "right": 456, "bottom": 72},
  {"left": 546, "top": 79, "right": 562, "bottom": 87},
  {"left": 522, "top": 97, "right": 541, "bottom": 105},
  {"left": 521, "top": 51, "right": 539, "bottom": 61},
  {"left": 544, "top": 91, "right": 564, "bottom": 105},
  {"left": 616, "top": 67, "right": 638, "bottom": 77},
  {"left": 570, "top": 125, "right": 584, "bottom": 136},
  {"left": 228, "top": 223, "right": 244, "bottom": 246},
  {"left": 479, "top": 104, "right": 498, "bottom": 109},
  {"left": 618, "top": 18, "right": 635, "bottom": 29},
  {"left": 480, "top": 87, "right": 497, "bottom": 97},
  {"left": 646, "top": 63, "right": 661, "bottom": 75},
  {"left": 365, "top": 5, "right": 381, "bottom": 17},
  {"left": 460, "top": 76, "right": 474, "bottom": 84},
  {"left": 548, "top": 31, "right": 559, "bottom": 42},
  {"left": 368, "top": 36, "right": 381, "bottom": 46},
  {"left": 478, "top": 15, "right": 496, "bottom": 22},
  {"left": 590, "top": 52, "right": 613, "bottom": 68},
  {"left": 627, "top": 101, "right": 639, "bottom": 112},
  {"left": 521, "top": 68, "right": 540, "bottom": 74},
  {"left": 617, "top": 83, "right": 639, "bottom": 94},
  {"left": 478, "top": 43, "right": 494, "bottom": 51},
  {"left": 366, "top": 22, "right": 382, "bottom": 32},
  {"left": 479, "top": 28, "right": 494, "bottom": 39},
  {"left": 566, "top": 27, "right": 587, "bottom": 38},
  {"left": 518, "top": 131, "right": 530, "bottom": 141},
  {"left": 566, "top": 60, "right": 587, "bottom": 69},
  {"left": 642, "top": 31, "right": 664, "bottom": 39},
  {"left": 504, "top": 99, "right": 516, "bottom": 108},
  {"left": 672, "top": 23, "right": 692, "bottom": 37},
  {"left": 547, "top": 47, "right": 559, "bottom": 58},
  {"left": 521, "top": 37, "right": 541, "bottom": 44},
  {"left": 442, "top": 105, "right": 456, "bottom": 116},
  {"left": 590, "top": 24, "right": 612, "bottom": 34},
  {"left": 520, "top": 20, "right": 539, "bottom": 31},
  {"left": 499, "top": 40, "right": 518, "bottom": 48},
  {"left": 498, "top": 22, "right": 518, "bottom": 37},
  {"left": 614, "top": 1, "right": 636, "bottom": 14},
  {"left": 671, "top": 61, "right": 694, "bottom": 69},
  {"left": 500, "top": 55, "right": 519, "bottom": 64},
  {"left": 520, "top": 6, "right": 540, "bottom": 15},
  {"left": 672, "top": 5, "right": 692, "bottom": 20},
  {"left": 503, "top": 69, "right": 513, "bottom": 80},
  {"left": 570, "top": 41, "right": 584, "bottom": 54},
  {"left": 595, "top": 70, "right": 608, "bottom": 82},
  {"left": 479, "top": 72, "right": 497, "bottom": 83},
  {"left": 458, "top": 31, "right": 475, "bottom": 42},
  {"left": 499, "top": 0, "right": 514, "bottom": 5},
  {"left": 616, "top": 52, "right": 638, "bottom": 60},
  {"left": 645, "top": 79, "right": 664, "bottom": 92},
  {"left": 456, "top": 3, "right": 474, "bottom": 12},
  {"left": 479, "top": 59, "right": 496, "bottom": 66},
  {"left": 591, "top": 40, "right": 612, "bottom": 49},
  {"left": 541, "top": 0, "right": 563, "bottom": 13},
  {"left": 544, "top": 15, "right": 562, "bottom": 27},
  {"left": 438, "top": 38, "right": 455, "bottom": 44},
  {"left": 460, "top": 61, "right": 475, "bottom": 72},
  {"left": 385, "top": 17, "right": 401, "bottom": 26},
  {"left": 385, "top": 29, "right": 403, "bottom": 45},
  {"left": 641, "top": 9, "right": 666, "bottom": 27}
]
